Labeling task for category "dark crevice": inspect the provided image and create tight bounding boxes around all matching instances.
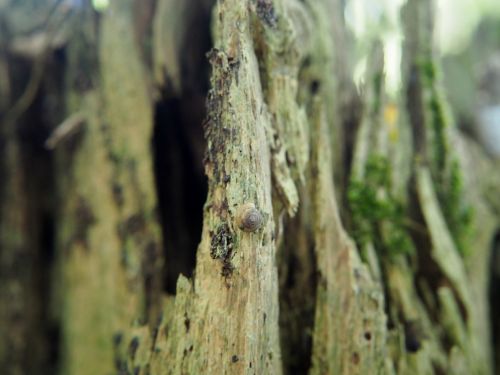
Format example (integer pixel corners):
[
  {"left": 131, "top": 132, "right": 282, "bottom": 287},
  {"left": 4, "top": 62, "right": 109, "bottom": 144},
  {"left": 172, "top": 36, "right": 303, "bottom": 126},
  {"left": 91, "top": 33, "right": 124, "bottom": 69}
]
[
  {"left": 408, "top": 181, "right": 443, "bottom": 326},
  {"left": 0, "top": 56, "right": 59, "bottom": 373},
  {"left": 408, "top": 178, "right": 469, "bottom": 353},
  {"left": 341, "top": 89, "right": 363, "bottom": 223},
  {"left": 153, "top": 95, "right": 208, "bottom": 294},
  {"left": 406, "top": 64, "right": 426, "bottom": 157},
  {"left": 28, "top": 49, "right": 65, "bottom": 375},
  {"left": 152, "top": 0, "right": 212, "bottom": 294},
  {"left": 278, "top": 213, "right": 317, "bottom": 374},
  {"left": 489, "top": 231, "right": 500, "bottom": 374}
]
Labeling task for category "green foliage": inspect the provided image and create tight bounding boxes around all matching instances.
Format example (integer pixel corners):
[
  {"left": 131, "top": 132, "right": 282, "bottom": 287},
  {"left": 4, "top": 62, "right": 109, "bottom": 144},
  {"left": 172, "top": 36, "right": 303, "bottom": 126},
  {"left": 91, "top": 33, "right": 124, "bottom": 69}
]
[{"left": 348, "top": 155, "right": 415, "bottom": 258}]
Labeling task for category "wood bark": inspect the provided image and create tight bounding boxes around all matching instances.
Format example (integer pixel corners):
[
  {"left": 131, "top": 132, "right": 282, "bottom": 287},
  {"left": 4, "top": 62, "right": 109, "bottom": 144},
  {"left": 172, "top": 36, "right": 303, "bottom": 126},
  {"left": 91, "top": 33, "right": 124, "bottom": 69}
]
[{"left": 0, "top": 0, "right": 499, "bottom": 374}]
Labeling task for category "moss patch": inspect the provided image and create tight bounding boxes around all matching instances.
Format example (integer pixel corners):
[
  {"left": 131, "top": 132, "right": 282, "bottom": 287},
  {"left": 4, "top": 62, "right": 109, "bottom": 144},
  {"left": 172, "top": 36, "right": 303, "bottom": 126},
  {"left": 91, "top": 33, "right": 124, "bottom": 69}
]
[
  {"left": 418, "top": 59, "right": 473, "bottom": 256},
  {"left": 348, "top": 155, "right": 415, "bottom": 258}
]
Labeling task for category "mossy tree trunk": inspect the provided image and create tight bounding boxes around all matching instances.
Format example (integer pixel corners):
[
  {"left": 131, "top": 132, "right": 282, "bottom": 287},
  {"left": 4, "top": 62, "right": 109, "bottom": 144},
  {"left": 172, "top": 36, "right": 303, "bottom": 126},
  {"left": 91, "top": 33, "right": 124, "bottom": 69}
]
[{"left": 0, "top": 0, "right": 499, "bottom": 374}]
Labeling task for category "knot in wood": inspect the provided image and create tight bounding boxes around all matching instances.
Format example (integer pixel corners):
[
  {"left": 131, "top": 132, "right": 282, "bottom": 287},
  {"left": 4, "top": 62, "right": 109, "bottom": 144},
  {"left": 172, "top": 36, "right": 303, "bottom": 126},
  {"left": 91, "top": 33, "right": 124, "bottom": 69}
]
[{"left": 236, "top": 203, "right": 263, "bottom": 232}]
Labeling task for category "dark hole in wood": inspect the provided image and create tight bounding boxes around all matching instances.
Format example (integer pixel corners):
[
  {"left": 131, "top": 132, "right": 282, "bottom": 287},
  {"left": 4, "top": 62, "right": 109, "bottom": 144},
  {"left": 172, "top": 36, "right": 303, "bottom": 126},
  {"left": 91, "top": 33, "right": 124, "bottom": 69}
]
[
  {"left": 489, "top": 231, "right": 500, "bottom": 374},
  {"left": 153, "top": 95, "right": 208, "bottom": 294},
  {"left": 352, "top": 352, "right": 360, "bottom": 364},
  {"left": 152, "top": 0, "right": 212, "bottom": 294},
  {"left": 0, "top": 64, "right": 60, "bottom": 373},
  {"left": 278, "top": 215, "right": 317, "bottom": 375},
  {"left": 310, "top": 80, "right": 320, "bottom": 94}
]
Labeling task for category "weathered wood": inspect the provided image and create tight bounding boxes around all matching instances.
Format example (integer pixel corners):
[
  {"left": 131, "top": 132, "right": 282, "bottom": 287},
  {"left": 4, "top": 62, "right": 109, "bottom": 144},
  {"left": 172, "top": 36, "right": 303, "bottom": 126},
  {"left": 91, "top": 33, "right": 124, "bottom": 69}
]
[
  {"left": 1, "top": 0, "right": 500, "bottom": 374},
  {"left": 310, "top": 96, "right": 388, "bottom": 374},
  {"left": 160, "top": 0, "right": 283, "bottom": 372},
  {"left": 54, "top": 1, "right": 162, "bottom": 373}
]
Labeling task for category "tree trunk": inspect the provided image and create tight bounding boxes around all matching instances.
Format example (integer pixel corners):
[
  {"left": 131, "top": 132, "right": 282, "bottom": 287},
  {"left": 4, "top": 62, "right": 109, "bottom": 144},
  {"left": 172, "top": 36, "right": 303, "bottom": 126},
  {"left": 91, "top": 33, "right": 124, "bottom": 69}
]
[{"left": 0, "top": 0, "right": 499, "bottom": 374}]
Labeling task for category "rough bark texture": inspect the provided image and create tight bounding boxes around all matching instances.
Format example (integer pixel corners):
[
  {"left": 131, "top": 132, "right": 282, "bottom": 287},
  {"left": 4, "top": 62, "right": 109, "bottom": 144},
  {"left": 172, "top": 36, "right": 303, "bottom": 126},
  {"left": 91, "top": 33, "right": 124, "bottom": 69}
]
[{"left": 0, "top": 0, "right": 499, "bottom": 374}]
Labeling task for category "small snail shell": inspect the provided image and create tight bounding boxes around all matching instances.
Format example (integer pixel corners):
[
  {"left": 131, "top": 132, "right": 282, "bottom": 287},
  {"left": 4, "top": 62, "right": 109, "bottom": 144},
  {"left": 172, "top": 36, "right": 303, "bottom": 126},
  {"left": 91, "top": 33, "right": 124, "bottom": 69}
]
[{"left": 236, "top": 203, "right": 263, "bottom": 232}]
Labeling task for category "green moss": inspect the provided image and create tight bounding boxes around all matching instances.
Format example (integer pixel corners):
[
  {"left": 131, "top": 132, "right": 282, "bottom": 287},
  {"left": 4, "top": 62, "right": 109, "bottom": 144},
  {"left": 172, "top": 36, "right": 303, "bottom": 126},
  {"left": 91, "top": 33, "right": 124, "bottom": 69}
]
[
  {"left": 438, "top": 160, "right": 474, "bottom": 255},
  {"left": 418, "top": 59, "right": 448, "bottom": 172},
  {"left": 429, "top": 94, "right": 447, "bottom": 171},
  {"left": 419, "top": 59, "right": 436, "bottom": 83},
  {"left": 348, "top": 155, "right": 415, "bottom": 258},
  {"left": 418, "top": 59, "right": 473, "bottom": 256},
  {"left": 372, "top": 72, "right": 383, "bottom": 115}
]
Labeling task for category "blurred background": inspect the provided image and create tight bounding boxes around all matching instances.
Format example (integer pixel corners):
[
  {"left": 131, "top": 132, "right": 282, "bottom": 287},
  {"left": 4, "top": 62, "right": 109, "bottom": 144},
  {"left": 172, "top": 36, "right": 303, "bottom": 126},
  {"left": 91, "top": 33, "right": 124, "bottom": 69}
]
[{"left": 345, "top": 0, "right": 500, "bottom": 157}]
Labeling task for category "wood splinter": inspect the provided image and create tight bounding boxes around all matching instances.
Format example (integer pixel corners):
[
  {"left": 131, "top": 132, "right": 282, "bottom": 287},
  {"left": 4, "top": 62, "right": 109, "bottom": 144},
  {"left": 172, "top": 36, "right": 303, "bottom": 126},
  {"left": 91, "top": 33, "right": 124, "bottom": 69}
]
[{"left": 45, "top": 112, "right": 85, "bottom": 149}]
